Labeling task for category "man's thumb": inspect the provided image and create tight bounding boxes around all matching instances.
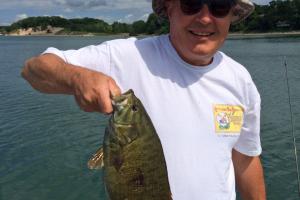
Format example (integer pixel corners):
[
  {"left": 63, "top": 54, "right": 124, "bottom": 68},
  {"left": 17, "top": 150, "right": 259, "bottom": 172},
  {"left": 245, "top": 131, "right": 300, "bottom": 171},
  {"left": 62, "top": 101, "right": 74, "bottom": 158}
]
[{"left": 108, "top": 78, "right": 121, "bottom": 98}]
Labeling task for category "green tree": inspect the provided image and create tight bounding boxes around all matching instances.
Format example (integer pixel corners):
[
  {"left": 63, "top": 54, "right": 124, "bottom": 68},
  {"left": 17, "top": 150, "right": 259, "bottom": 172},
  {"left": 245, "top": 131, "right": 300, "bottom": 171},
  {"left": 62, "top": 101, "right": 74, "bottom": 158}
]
[
  {"left": 6, "top": 2, "right": 300, "bottom": 35},
  {"left": 145, "top": 13, "right": 160, "bottom": 34},
  {"left": 131, "top": 20, "right": 146, "bottom": 35},
  {"left": 112, "top": 22, "right": 130, "bottom": 33}
]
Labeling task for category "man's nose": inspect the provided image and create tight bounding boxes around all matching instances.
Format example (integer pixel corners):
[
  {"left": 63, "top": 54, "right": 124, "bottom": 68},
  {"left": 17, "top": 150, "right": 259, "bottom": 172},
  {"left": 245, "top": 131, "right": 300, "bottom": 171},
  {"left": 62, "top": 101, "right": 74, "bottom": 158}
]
[{"left": 194, "top": 5, "right": 213, "bottom": 24}]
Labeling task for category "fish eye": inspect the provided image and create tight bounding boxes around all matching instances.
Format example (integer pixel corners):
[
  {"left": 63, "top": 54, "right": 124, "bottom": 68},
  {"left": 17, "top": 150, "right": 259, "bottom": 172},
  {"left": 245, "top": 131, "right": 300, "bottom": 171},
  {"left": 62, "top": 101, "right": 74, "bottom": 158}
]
[{"left": 131, "top": 105, "right": 138, "bottom": 112}]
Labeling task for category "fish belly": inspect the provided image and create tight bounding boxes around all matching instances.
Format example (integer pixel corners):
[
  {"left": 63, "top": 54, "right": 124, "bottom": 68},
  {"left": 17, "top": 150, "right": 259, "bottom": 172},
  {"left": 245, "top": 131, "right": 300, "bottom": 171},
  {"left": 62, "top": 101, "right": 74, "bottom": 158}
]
[{"left": 104, "top": 123, "right": 171, "bottom": 200}]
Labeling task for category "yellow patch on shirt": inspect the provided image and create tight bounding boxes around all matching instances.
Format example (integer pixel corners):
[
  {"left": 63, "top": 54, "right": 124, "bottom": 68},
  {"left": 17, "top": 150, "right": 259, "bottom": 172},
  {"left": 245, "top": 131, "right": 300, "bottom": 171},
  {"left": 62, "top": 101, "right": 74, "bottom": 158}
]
[{"left": 213, "top": 104, "right": 244, "bottom": 134}]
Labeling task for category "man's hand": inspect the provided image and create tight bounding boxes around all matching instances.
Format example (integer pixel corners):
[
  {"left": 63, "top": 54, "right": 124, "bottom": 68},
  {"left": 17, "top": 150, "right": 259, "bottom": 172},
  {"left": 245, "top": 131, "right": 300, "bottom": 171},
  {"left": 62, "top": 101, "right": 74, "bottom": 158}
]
[
  {"left": 22, "top": 53, "right": 121, "bottom": 114},
  {"left": 232, "top": 149, "right": 266, "bottom": 200},
  {"left": 71, "top": 68, "right": 121, "bottom": 113}
]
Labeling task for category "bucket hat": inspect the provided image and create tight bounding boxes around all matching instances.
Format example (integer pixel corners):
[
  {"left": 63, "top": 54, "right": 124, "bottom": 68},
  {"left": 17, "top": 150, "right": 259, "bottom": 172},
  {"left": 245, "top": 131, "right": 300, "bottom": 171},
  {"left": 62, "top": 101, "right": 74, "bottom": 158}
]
[{"left": 152, "top": 0, "right": 255, "bottom": 24}]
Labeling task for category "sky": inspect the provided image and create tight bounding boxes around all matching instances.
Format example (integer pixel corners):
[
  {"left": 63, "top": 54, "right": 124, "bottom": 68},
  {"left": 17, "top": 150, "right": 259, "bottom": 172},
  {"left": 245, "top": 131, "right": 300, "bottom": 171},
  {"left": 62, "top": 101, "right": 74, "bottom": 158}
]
[{"left": 0, "top": 0, "right": 272, "bottom": 26}]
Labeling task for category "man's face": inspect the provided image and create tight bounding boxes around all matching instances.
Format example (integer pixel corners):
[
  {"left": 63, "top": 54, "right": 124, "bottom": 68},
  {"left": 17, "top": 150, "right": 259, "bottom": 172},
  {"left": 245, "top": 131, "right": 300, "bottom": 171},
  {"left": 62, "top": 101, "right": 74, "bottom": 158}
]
[{"left": 166, "top": 0, "right": 233, "bottom": 66}]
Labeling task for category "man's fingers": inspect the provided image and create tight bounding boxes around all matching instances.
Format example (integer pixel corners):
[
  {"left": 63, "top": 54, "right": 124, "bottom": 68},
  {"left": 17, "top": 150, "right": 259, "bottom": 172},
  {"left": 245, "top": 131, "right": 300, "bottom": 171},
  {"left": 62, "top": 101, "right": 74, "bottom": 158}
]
[
  {"left": 74, "top": 94, "right": 94, "bottom": 112},
  {"left": 108, "top": 78, "right": 121, "bottom": 98},
  {"left": 73, "top": 74, "right": 121, "bottom": 114}
]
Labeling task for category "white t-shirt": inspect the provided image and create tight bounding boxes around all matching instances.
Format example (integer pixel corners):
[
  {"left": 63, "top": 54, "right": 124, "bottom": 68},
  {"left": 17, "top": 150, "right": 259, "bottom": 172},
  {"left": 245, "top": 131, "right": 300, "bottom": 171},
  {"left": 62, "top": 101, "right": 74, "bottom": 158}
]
[{"left": 44, "top": 34, "right": 262, "bottom": 200}]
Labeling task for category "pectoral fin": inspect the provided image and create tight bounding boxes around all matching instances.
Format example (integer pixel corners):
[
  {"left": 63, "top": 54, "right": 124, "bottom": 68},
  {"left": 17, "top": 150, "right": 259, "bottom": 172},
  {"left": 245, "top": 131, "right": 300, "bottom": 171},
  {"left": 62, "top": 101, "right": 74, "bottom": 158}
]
[{"left": 87, "top": 147, "right": 104, "bottom": 170}]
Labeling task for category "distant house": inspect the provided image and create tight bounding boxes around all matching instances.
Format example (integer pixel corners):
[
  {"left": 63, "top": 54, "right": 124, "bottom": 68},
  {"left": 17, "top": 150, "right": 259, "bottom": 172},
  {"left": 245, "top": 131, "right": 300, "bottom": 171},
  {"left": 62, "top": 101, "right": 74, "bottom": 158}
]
[{"left": 276, "top": 21, "right": 290, "bottom": 28}]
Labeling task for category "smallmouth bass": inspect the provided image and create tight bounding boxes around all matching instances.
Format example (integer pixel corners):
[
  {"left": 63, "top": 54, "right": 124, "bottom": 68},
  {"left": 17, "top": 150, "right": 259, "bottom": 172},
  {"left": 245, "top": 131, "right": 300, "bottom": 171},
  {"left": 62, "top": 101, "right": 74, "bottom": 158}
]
[{"left": 88, "top": 89, "right": 171, "bottom": 200}]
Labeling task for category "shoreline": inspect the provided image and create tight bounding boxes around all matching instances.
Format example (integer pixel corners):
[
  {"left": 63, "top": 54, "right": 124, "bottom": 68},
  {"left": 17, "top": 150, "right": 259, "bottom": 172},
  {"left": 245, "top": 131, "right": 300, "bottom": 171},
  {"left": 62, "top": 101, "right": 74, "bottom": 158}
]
[
  {"left": 1, "top": 31, "right": 300, "bottom": 39},
  {"left": 228, "top": 31, "right": 300, "bottom": 39},
  {"left": 1, "top": 32, "right": 130, "bottom": 37}
]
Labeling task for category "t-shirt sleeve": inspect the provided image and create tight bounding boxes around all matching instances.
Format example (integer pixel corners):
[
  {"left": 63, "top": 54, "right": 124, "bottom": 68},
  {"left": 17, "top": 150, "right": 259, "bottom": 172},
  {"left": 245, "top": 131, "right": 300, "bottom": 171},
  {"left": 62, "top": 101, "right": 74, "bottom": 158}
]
[
  {"left": 234, "top": 80, "right": 262, "bottom": 157},
  {"left": 42, "top": 43, "right": 111, "bottom": 76}
]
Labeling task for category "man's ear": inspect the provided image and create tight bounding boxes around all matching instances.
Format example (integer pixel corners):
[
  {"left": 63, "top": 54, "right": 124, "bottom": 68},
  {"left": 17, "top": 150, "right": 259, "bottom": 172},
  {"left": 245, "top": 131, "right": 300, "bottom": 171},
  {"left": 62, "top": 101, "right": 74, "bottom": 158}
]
[{"left": 164, "top": 0, "right": 174, "bottom": 19}]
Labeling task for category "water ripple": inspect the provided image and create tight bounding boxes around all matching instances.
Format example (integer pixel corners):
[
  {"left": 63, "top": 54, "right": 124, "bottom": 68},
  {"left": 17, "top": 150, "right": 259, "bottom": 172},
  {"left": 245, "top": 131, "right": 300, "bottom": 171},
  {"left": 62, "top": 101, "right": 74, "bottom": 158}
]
[{"left": 1, "top": 36, "right": 300, "bottom": 200}]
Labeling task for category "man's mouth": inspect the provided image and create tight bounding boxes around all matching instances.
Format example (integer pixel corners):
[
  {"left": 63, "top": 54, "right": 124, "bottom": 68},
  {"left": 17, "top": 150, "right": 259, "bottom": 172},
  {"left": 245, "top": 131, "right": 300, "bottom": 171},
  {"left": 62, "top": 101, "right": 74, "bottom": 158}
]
[{"left": 189, "top": 30, "right": 214, "bottom": 37}]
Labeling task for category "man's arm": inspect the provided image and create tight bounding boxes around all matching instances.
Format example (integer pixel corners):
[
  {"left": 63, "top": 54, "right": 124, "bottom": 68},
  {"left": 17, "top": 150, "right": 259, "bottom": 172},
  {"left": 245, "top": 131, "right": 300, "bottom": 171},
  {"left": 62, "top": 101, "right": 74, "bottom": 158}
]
[
  {"left": 21, "top": 53, "right": 120, "bottom": 113},
  {"left": 232, "top": 149, "right": 266, "bottom": 200}
]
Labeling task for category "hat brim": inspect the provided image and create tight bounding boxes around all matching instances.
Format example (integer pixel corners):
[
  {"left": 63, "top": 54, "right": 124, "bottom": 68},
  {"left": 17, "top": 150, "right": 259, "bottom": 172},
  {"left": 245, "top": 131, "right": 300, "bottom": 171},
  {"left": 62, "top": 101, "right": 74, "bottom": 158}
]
[
  {"left": 232, "top": 0, "right": 255, "bottom": 24},
  {"left": 152, "top": 0, "right": 255, "bottom": 24}
]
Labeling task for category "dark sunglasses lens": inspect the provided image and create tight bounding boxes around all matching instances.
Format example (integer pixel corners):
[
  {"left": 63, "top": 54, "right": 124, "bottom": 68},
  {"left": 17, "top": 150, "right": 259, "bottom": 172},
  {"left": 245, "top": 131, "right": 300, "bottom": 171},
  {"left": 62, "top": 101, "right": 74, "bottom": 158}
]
[
  {"left": 180, "top": 0, "right": 203, "bottom": 15},
  {"left": 209, "top": 0, "right": 234, "bottom": 18},
  {"left": 180, "top": 0, "right": 234, "bottom": 18}
]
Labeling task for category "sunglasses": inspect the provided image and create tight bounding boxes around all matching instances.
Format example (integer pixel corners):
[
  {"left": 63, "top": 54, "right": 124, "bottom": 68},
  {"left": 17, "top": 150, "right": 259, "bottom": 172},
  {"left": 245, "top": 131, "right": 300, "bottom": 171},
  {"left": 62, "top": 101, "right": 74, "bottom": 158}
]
[{"left": 179, "top": 0, "right": 236, "bottom": 18}]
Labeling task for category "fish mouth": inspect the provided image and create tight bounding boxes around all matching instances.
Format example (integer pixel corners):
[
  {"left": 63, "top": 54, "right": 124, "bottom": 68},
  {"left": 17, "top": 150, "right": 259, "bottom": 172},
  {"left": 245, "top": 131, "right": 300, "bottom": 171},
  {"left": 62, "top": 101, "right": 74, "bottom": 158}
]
[{"left": 112, "top": 89, "right": 134, "bottom": 103}]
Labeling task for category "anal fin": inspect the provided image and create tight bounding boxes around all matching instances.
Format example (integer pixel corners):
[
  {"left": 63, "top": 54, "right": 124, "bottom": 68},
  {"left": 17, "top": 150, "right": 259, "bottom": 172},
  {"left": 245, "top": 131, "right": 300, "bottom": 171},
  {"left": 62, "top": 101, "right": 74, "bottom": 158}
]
[{"left": 87, "top": 147, "right": 104, "bottom": 170}]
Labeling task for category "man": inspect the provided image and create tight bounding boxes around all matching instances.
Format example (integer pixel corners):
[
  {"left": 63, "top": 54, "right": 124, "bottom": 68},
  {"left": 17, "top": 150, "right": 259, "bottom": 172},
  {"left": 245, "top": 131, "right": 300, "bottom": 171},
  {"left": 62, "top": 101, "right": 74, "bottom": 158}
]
[{"left": 22, "top": 0, "right": 266, "bottom": 199}]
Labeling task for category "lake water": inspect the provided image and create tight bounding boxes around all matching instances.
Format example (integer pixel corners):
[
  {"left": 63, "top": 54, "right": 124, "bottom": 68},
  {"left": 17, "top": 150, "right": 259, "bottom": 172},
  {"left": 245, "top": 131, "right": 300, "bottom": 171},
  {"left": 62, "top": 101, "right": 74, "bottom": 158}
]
[{"left": 1, "top": 35, "right": 300, "bottom": 200}]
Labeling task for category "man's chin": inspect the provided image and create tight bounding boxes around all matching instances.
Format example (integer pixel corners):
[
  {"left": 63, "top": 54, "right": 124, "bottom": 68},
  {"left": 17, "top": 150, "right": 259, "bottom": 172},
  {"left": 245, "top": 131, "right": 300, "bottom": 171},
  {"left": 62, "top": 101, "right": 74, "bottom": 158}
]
[
  {"left": 191, "top": 47, "right": 216, "bottom": 59},
  {"left": 183, "top": 51, "right": 215, "bottom": 66}
]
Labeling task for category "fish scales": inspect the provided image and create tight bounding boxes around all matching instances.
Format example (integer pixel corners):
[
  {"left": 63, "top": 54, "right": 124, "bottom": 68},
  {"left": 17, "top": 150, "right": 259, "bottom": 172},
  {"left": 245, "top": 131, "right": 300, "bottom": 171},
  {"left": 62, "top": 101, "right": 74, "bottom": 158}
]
[{"left": 88, "top": 89, "right": 171, "bottom": 200}]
